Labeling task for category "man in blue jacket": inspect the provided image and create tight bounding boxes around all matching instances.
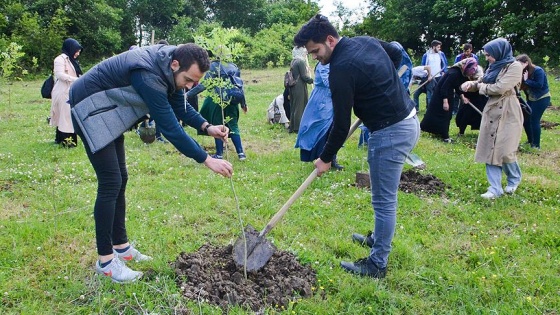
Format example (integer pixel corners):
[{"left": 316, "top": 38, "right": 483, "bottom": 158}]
[
  {"left": 421, "top": 40, "right": 448, "bottom": 107},
  {"left": 70, "top": 43, "right": 233, "bottom": 283},
  {"left": 294, "top": 15, "right": 419, "bottom": 279}
]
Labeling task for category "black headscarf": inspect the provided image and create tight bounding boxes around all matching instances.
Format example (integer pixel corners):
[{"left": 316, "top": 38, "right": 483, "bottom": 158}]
[
  {"left": 61, "top": 38, "right": 83, "bottom": 76},
  {"left": 481, "top": 38, "right": 515, "bottom": 84}
]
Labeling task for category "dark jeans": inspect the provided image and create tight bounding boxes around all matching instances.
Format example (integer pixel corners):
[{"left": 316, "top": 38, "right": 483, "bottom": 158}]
[
  {"left": 523, "top": 96, "right": 550, "bottom": 148},
  {"left": 425, "top": 76, "right": 441, "bottom": 108},
  {"left": 412, "top": 77, "right": 428, "bottom": 111},
  {"left": 73, "top": 117, "right": 129, "bottom": 256},
  {"left": 215, "top": 133, "right": 244, "bottom": 155}
]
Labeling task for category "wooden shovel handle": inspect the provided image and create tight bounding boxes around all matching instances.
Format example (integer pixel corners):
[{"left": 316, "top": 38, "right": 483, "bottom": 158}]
[
  {"left": 466, "top": 101, "right": 483, "bottom": 116},
  {"left": 259, "top": 118, "right": 363, "bottom": 237}
]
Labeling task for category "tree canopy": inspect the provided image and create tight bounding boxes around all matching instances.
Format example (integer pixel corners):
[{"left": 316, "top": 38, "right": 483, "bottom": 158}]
[{"left": 0, "top": 0, "right": 557, "bottom": 73}]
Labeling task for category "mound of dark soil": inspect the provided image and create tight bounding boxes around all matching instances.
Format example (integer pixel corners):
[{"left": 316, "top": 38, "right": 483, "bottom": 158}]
[
  {"left": 399, "top": 169, "right": 448, "bottom": 195},
  {"left": 541, "top": 120, "right": 559, "bottom": 129},
  {"left": 174, "top": 244, "right": 316, "bottom": 312}
]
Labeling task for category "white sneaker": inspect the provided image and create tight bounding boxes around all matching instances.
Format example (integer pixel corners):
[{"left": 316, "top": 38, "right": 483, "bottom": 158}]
[
  {"left": 505, "top": 185, "right": 518, "bottom": 194},
  {"left": 96, "top": 258, "right": 142, "bottom": 283},
  {"left": 114, "top": 245, "right": 153, "bottom": 262},
  {"left": 481, "top": 191, "right": 499, "bottom": 200}
]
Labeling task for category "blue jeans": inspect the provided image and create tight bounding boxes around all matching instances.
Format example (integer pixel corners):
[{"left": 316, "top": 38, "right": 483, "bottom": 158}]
[
  {"left": 358, "top": 124, "right": 370, "bottom": 147},
  {"left": 215, "top": 133, "right": 244, "bottom": 155},
  {"left": 485, "top": 162, "right": 522, "bottom": 196},
  {"left": 412, "top": 81, "right": 427, "bottom": 111},
  {"left": 425, "top": 77, "right": 440, "bottom": 108},
  {"left": 367, "top": 115, "right": 420, "bottom": 268},
  {"left": 523, "top": 96, "right": 550, "bottom": 148}
]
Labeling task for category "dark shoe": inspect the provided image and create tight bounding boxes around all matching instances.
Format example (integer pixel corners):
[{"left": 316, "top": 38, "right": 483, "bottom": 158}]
[
  {"left": 340, "top": 257, "right": 386, "bottom": 279},
  {"left": 211, "top": 154, "right": 223, "bottom": 159},
  {"left": 331, "top": 161, "right": 344, "bottom": 171},
  {"left": 352, "top": 232, "right": 374, "bottom": 248}
]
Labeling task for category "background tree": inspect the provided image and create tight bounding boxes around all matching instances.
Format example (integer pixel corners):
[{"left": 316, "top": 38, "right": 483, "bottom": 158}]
[
  {"left": 128, "top": 0, "right": 182, "bottom": 45},
  {"left": 203, "top": 0, "right": 267, "bottom": 34},
  {"left": 0, "top": 0, "right": 559, "bottom": 73},
  {"left": 265, "top": 0, "right": 320, "bottom": 28}
]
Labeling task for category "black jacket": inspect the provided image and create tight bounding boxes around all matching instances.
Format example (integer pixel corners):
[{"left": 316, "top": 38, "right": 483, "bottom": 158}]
[{"left": 320, "top": 36, "right": 415, "bottom": 163}]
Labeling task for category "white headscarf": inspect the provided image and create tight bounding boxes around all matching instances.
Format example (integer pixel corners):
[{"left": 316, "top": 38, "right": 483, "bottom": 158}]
[
  {"left": 292, "top": 46, "right": 310, "bottom": 76},
  {"left": 292, "top": 46, "right": 307, "bottom": 60}
]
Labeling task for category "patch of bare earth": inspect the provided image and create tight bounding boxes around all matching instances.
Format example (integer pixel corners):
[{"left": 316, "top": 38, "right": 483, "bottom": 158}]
[
  {"left": 541, "top": 120, "right": 559, "bottom": 129},
  {"left": 399, "top": 169, "right": 448, "bottom": 195},
  {"left": 174, "top": 244, "right": 316, "bottom": 313}
]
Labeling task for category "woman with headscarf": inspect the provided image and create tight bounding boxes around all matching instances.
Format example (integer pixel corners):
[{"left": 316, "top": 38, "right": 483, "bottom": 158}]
[
  {"left": 50, "top": 38, "right": 83, "bottom": 147},
  {"left": 420, "top": 57, "right": 479, "bottom": 142},
  {"left": 288, "top": 47, "right": 314, "bottom": 133},
  {"left": 461, "top": 38, "right": 524, "bottom": 199}
]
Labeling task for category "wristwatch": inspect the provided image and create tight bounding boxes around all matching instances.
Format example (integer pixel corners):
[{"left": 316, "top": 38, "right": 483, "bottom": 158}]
[{"left": 203, "top": 124, "right": 213, "bottom": 135}]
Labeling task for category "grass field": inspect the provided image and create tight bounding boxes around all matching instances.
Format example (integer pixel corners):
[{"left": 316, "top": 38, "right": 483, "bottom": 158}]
[{"left": 0, "top": 68, "right": 559, "bottom": 314}]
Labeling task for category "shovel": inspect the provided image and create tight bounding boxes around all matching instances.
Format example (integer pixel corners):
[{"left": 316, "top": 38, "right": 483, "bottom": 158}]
[
  {"left": 405, "top": 152, "right": 425, "bottom": 168},
  {"left": 466, "top": 101, "right": 483, "bottom": 116},
  {"left": 233, "top": 119, "right": 363, "bottom": 271}
]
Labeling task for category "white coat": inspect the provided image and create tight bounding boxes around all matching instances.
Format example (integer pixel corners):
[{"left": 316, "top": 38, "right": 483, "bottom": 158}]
[{"left": 50, "top": 54, "right": 79, "bottom": 133}]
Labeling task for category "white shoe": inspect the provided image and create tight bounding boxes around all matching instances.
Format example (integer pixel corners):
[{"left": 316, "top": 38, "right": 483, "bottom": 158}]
[
  {"left": 505, "top": 185, "right": 518, "bottom": 194},
  {"left": 481, "top": 191, "right": 499, "bottom": 200},
  {"left": 114, "top": 244, "right": 153, "bottom": 262},
  {"left": 96, "top": 258, "right": 142, "bottom": 283}
]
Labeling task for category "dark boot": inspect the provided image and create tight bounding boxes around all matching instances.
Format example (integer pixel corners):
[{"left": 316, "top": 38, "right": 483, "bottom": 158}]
[
  {"left": 331, "top": 156, "right": 344, "bottom": 171},
  {"left": 340, "top": 257, "right": 387, "bottom": 278},
  {"left": 352, "top": 232, "right": 374, "bottom": 248}
]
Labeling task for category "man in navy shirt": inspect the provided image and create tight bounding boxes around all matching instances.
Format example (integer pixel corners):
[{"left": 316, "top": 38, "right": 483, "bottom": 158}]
[
  {"left": 294, "top": 14, "right": 419, "bottom": 278},
  {"left": 70, "top": 43, "right": 233, "bottom": 283}
]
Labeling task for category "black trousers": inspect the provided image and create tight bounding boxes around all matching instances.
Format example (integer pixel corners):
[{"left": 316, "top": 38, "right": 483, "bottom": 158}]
[
  {"left": 55, "top": 128, "right": 78, "bottom": 147},
  {"left": 73, "top": 117, "right": 129, "bottom": 256}
]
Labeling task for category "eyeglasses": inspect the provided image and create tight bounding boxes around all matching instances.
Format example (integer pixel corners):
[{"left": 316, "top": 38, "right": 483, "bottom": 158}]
[{"left": 484, "top": 53, "right": 491, "bottom": 57}]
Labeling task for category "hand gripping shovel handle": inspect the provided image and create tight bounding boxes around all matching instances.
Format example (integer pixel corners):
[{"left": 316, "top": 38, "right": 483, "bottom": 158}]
[{"left": 258, "top": 118, "right": 363, "bottom": 237}]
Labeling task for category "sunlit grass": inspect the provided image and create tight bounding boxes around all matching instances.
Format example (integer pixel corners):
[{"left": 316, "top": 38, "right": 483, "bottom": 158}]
[{"left": 0, "top": 69, "right": 559, "bottom": 314}]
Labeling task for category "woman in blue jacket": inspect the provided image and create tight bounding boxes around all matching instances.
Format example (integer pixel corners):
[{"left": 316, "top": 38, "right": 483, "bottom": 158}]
[
  {"left": 516, "top": 54, "right": 551, "bottom": 149},
  {"left": 295, "top": 63, "right": 343, "bottom": 170}
]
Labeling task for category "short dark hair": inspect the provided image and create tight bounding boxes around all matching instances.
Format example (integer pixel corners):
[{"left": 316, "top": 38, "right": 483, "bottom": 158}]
[
  {"left": 463, "top": 43, "right": 473, "bottom": 51},
  {"left": 431, "top": 40, "right": 442, "bottom": 48},
  {"left": 294, "top": 14, "right": 339, "bottom": 47},
  {"left": 173, "top": 43, "right": 210, "bottom": 73},
  {"left": 157, "top": 39, "right": 169, "bottom": 45}
]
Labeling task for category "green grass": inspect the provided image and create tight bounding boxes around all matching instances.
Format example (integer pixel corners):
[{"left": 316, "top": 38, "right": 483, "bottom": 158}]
[{"left": 1, "top": 68, "right": 559, "bottom": 314}]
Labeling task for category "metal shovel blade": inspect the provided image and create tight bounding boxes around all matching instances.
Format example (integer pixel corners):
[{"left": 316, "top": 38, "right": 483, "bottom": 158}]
[
  {"left": 232, "top": 225, "right": 276, "bottom": 271},
  {"left": 405, "top": 152, "right": 425, "bottom": 168},
  {"left": 232, "top": 119, "right": 363, "bottom": 271}
]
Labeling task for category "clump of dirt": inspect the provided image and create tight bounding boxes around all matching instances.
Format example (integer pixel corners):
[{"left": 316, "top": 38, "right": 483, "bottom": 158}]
[
  {"left": 174, "top": 243, "right": 316, "bottom": 312},
  {"left": 399, "top": 169, "right": 448, "bottom": 195},
  {"left": 541, "top": 120, "right": 559, "bottom": 129}
]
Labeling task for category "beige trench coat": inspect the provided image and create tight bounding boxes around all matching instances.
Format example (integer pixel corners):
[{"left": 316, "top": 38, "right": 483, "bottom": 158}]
[
  {"left": 50, "top": 54, "right": 79, "bottom": 133},
  {"left": 467, "top": 61, "right": 523, "bottom": 166}
]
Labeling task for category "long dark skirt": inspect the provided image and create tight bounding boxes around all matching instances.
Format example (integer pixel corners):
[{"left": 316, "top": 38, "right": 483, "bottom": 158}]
[
  {"left": 455, "top": 93, "right": 487, "bottom": 134},
  {"left": 420, "top": 100, "right": 453, "bottom": 139}
]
